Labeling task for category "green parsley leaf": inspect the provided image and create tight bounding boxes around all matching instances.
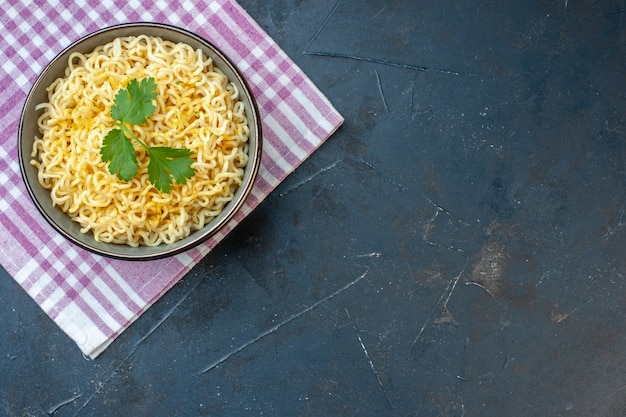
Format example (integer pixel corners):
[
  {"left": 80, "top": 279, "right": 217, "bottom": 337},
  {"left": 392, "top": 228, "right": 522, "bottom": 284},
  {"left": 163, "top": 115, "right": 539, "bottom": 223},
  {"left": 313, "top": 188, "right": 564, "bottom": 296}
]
[
  {"left": 100, "top": 77, "right": 196, "bottom": 193},
  {"left": 111, "top": 78, "right": 158, "bottom": 125},
  {"left": 147, "top": 147, "right": 196, "bottom": 193},
  {"left": 100, "top": 128, "right": 138, "bottom": 181}
]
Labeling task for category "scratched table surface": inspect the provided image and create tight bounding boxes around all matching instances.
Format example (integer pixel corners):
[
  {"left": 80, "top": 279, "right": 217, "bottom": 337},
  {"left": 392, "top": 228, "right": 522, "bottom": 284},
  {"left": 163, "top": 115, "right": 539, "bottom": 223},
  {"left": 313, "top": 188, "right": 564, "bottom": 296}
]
[{"left": 2, "top": 0, "right": 626, "bottom": 416}]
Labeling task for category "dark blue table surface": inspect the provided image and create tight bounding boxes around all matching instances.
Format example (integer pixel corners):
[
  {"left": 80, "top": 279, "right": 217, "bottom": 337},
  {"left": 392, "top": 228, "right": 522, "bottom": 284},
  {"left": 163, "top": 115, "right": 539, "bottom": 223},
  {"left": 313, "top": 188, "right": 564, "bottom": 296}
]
[{"left": 2, "top": 1, "right": 625, "bottom": 416}]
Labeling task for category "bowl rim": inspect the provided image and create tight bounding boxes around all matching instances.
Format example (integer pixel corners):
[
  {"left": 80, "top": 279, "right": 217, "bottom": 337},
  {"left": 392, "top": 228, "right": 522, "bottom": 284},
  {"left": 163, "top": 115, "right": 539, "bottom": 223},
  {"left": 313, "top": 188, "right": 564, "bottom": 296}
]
[{"left": 18, "top": 22, "right": 262, "bottom": 261}]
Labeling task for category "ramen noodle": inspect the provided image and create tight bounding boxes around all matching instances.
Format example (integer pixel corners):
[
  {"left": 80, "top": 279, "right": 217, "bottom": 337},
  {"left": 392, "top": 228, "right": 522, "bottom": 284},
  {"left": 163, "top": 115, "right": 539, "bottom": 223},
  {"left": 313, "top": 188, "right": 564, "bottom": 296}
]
[{"left": 30, "top": 35, "right": 250, "bottom": 247}]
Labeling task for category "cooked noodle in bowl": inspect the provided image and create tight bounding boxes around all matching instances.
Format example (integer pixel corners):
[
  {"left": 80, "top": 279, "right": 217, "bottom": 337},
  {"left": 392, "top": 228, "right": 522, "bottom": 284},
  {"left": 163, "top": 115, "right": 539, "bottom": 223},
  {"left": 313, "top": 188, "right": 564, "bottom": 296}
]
[
  {"left": 19, "top": 23, "right": 262, "bottom": 260},
  {"left": 32, "top": 36, "right": 249, "bottom": 247}
]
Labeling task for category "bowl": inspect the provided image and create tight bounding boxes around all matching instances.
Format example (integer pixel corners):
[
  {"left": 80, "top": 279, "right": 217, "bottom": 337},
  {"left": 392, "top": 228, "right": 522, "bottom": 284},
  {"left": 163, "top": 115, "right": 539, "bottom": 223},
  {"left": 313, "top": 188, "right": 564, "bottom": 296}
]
[{"left": 18, "top": 22, "right": 262, "bottom": 261}]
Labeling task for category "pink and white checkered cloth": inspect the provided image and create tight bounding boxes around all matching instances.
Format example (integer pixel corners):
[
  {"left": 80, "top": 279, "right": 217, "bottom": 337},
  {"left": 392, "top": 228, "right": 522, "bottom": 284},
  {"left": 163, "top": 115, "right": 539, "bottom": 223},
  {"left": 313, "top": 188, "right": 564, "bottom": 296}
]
[{"left": 0, "top": 0, "right": 343, "bottom": 358}]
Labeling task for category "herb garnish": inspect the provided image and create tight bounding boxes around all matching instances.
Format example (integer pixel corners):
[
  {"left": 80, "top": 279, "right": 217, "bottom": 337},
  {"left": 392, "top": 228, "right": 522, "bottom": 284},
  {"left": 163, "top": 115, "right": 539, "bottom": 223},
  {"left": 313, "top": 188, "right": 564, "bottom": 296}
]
[{"left": 100, "top": 77, "right": 195, "bottom": 193}]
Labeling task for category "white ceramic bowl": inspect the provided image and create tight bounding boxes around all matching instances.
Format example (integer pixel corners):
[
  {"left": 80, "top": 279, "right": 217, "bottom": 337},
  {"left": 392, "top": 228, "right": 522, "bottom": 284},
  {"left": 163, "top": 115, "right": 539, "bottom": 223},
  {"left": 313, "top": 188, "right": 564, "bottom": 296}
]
[{"left": 18, "top": 22, "right": 262, "bottom": 261}]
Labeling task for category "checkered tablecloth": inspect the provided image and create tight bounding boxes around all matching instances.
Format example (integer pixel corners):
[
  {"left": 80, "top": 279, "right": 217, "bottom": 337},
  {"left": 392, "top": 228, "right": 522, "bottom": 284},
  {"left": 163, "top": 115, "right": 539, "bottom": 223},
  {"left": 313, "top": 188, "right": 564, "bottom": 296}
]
[{"left": 0, "top": 0, "right": 343, "bottom": 358}]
